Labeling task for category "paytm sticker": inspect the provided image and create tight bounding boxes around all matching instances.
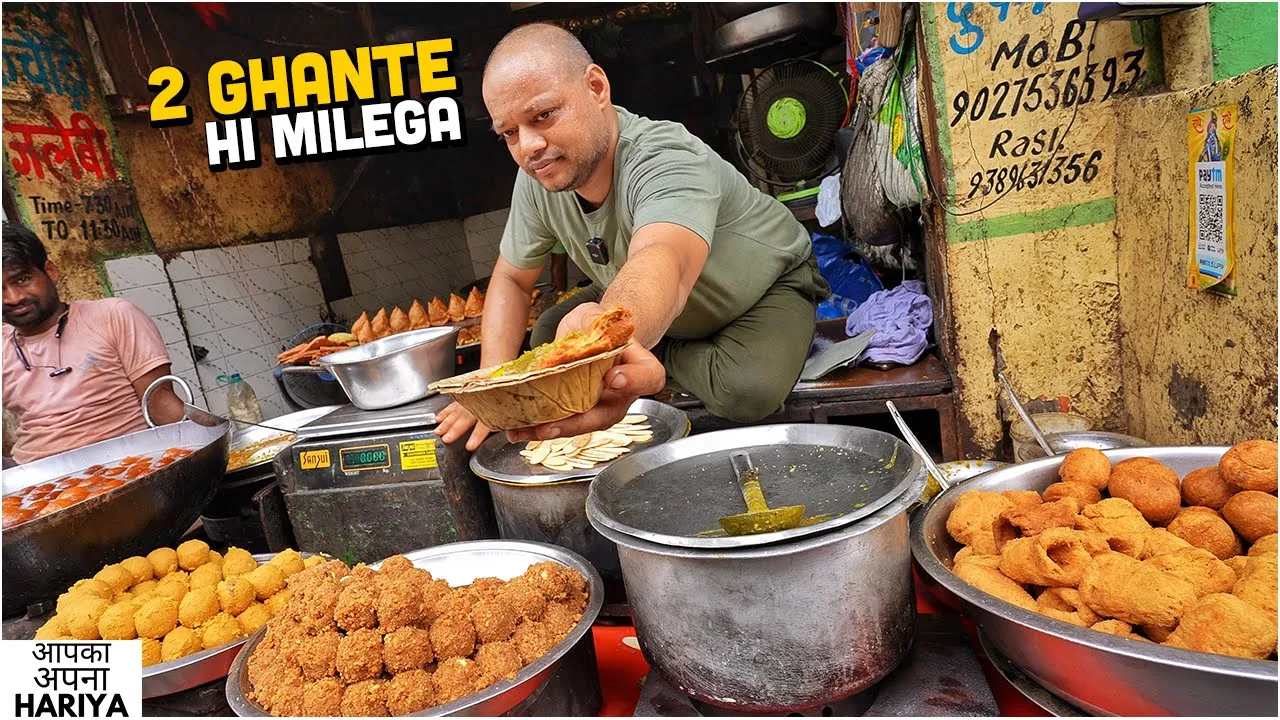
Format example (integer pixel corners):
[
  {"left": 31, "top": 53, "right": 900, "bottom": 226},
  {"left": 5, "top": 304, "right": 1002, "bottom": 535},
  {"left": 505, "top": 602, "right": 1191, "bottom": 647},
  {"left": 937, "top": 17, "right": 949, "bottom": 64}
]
[{"left": 2, "top": 641, "right": 141, "bottom": 717}]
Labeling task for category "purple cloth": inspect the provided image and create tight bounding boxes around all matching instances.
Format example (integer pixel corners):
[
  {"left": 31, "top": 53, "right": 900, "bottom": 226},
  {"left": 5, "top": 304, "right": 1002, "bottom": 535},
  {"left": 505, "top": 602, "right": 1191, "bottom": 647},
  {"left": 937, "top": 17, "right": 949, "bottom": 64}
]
[{"left": 845, "top": 280, "right": 932, "bottom": 365}]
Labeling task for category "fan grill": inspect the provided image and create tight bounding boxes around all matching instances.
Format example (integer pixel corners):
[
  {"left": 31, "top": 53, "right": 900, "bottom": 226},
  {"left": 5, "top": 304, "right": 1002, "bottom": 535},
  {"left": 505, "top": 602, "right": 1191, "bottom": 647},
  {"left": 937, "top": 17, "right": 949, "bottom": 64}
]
[{"left": 738, "top": 60, "right": 846, "bottom": 183}]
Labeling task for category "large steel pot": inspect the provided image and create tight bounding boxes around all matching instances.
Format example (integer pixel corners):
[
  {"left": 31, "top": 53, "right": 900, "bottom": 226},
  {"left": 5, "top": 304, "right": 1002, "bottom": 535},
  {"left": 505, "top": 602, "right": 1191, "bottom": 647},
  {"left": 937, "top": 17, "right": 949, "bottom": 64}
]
[
  {"left": 588, "top": 425, "right": 926, "bottom": 713},
  {"left": 315, "top": 326, "right": 459, "bottom": 410},
  {"left": 912, "top": 446, "right": 1278, "bottom": 716},
  {"left": 1, "top": 417, "right": 230, "bottom": 616}
]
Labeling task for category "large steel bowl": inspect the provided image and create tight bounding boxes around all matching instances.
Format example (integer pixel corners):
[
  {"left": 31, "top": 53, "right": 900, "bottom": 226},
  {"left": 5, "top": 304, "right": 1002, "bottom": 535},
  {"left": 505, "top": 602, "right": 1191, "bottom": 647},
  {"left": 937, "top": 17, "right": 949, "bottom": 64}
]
[
  {"left": 2, "top": 418, "right": 230, "bottom": 617},
  {"left": 315, "top": 326, "right": 459, "bottom": 410},
  {"left": 912, "top": 446, "right": 1279, "bottom": 716},
  {"left": 226, "top": 540, "right": 604, "bottom": 716}
]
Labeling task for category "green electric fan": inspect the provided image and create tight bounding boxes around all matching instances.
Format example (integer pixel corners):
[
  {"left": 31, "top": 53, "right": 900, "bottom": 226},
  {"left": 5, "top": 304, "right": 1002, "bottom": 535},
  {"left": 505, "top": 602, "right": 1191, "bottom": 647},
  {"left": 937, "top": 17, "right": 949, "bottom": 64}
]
[{"left": 733, "top": 59, "right": 849, "bottom": 204}]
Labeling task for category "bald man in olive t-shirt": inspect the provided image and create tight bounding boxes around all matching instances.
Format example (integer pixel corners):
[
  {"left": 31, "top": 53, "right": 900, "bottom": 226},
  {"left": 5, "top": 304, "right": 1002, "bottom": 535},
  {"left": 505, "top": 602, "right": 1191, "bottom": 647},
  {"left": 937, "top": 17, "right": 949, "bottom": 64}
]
[
  {"left": 435, "top": 24, "right": 830, "bottom": 451},
  {"left": 503, "top": 104, "right": 829, "bottom": 422}
]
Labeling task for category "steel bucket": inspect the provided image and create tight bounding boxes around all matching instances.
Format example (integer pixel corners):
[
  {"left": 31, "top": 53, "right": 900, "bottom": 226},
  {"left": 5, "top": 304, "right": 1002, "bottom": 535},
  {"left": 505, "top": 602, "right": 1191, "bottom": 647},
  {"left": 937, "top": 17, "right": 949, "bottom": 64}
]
[
  {"left": 1, "top": 417, "right": 230, "bottom": 616},
  {"left": 911, "top": 446, "right": 1279, "bottom": 716}
]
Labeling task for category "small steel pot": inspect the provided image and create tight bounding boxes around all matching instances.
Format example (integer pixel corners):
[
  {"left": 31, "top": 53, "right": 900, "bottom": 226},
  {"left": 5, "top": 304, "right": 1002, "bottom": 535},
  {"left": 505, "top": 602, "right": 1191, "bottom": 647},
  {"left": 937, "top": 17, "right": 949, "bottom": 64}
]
[
  {"left": 591, "top": 471, "right": 925, "bottom": 712},
  {"left": 486, "top": 478, "right": 624, "bottom": 603},
  {"left": 1017, "top": 430, "right": 1150, "bottom": 460},
  {"left": 315, "top": 327, "right": 458, "bottom": 410}
]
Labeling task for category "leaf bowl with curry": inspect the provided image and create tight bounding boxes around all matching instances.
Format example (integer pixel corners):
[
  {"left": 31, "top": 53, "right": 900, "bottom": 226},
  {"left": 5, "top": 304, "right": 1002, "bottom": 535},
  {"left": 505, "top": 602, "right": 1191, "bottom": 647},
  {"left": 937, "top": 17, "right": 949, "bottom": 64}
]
[{"left": 429, "top": 307, "right": 635, "bottom": 431}]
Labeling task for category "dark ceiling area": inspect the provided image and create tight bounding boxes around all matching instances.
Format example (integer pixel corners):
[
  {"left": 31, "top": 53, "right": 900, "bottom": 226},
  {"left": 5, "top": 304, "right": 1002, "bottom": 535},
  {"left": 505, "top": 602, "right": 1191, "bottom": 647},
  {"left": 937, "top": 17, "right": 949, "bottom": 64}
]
[{"left": 90, "top": 2, "right": 837, "bottom": 233}]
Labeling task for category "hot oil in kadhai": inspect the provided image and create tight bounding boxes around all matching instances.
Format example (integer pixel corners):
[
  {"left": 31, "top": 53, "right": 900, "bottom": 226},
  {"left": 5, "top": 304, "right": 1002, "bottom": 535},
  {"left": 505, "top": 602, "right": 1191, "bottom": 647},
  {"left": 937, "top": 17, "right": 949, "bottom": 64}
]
[{"left": 609, "top": 444, "right": 905, "bottom": 538}]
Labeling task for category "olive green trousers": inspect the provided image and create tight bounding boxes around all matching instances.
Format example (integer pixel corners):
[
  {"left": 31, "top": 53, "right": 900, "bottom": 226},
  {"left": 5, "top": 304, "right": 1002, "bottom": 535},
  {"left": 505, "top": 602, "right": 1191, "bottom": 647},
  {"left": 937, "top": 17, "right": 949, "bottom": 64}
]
[{"left": 531, "top": 255, "right": 829, "bottom": 423}]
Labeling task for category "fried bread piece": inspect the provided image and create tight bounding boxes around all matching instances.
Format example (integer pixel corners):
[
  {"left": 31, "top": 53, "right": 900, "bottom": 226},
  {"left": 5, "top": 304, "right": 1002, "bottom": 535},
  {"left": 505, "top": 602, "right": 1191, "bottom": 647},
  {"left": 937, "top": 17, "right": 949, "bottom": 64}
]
[
  {"left": 999, "top": 527, "right": 1096, "bottom": 587},
  {"left": 532, "top": 306, "right": 634, "bottom": 370},
  {"left": 1079, "top": 552, "right": 1197, "bottom": 629},
  {"left": 1219, "top": 440, "right": 1279, "bottom": 493},
  {"left": 1165, "top": 593, "right": 1277, "bottom": 659},
  {"left": 946, "top": 491, "right": 1015, "bottom": 556}
]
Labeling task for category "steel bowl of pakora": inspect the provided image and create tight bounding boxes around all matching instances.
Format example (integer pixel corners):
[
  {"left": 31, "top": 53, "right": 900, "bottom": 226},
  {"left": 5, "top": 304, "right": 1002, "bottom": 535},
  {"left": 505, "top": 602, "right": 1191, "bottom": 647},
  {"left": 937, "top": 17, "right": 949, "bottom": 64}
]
[{"left": 912, "top": 444, "right": 1278, "bottom": 716}]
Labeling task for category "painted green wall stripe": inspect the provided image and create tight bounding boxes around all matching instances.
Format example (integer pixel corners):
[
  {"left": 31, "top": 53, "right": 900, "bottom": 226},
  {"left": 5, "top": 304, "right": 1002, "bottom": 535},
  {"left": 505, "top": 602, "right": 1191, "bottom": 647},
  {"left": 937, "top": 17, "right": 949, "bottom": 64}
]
[
  {"left": 948, "top": 197, "right": 1117, "bottom": 244},
  {"left": 920, "top": 4, "right": 957, "bottom": 201}
]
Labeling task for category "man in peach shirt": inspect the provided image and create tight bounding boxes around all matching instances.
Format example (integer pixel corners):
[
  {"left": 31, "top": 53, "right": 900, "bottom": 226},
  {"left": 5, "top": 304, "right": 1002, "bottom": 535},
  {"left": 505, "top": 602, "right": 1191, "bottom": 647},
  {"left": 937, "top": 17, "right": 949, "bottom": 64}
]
[{"left": 2, "top": 222, "right": 186, "bottom": 465}]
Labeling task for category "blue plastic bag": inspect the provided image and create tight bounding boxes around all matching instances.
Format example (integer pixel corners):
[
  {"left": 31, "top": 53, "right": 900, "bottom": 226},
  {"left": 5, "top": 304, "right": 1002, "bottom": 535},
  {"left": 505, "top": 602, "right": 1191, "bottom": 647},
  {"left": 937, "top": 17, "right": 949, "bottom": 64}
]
[{"left": 812, "top": 233, "right": 883, "bottom": 320}]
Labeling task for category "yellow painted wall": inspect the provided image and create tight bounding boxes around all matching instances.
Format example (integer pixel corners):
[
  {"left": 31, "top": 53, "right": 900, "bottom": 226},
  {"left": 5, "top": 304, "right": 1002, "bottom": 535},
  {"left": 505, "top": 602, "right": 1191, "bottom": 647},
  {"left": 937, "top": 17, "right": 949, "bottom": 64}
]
[
  {"left": 1114, "top": 67, "right": 1278, "bottom": 444},
  {"left": 921, "top": 3, "right": 1150, "bottom": 452}
]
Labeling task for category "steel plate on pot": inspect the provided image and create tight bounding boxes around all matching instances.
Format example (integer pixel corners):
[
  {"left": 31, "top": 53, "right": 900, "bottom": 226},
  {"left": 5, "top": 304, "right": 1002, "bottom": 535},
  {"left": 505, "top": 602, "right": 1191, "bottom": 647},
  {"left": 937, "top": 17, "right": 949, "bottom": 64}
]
[
  {"left": 226, "top": 541, "right": 604, "bottom": 717},
  {"left": 911, "top": 446, "right": 1278, "bottom": 717},
  {"left": 587, "top": 424, "right": 921, "bottom": 549},
  {"left": 470, "top": 399, "right": 690, "bottom": 485}
]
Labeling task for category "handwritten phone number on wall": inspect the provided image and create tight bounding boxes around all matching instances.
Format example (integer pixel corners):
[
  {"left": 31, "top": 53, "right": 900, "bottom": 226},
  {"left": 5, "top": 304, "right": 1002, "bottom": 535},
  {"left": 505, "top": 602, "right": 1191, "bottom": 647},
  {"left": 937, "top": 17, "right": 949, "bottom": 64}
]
[
  {"left": 950, "top": 51, "right": 1144, "bottom": 128},
  {"left": 967, "top": 150, "right": 1102, "bottom": 199}
]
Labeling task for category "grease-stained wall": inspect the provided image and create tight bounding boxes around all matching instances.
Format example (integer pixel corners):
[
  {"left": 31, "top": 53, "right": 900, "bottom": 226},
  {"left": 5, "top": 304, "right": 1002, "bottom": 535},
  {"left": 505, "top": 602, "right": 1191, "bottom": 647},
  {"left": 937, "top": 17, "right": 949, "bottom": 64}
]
[
  {"left": 920, "top": 3, "right": 1153, "bottom": 453},
  {"left": 1115, "top": 67, "right": 1279, "bottom": 444},
  {"left": 2, "top": 4, "right": 151, "bottom": 301},
  {"left": 921, "top": 3, "right": 1277, "bottom": 453}
]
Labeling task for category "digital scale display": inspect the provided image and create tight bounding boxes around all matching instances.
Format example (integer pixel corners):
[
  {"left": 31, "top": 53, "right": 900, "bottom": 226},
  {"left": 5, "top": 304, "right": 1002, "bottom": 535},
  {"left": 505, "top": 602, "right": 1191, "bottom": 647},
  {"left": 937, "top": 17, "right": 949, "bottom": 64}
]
[{"left": 339, "top": 444, "right": 391, "bottom": 472}]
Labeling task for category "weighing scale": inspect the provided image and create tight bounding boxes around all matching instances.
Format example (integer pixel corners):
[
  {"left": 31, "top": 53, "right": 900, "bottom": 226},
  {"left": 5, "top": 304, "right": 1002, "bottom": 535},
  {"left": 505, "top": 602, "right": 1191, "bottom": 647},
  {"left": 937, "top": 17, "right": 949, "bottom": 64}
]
[{"left": 272, "top": 394, "right": 498, "bottom": 564}]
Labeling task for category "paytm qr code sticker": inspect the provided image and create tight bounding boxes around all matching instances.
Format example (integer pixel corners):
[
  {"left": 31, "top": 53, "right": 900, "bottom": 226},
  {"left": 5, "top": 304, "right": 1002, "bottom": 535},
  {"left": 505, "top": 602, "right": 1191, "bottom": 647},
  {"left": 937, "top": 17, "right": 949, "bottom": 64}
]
[
  {"left": 1, "top": 641, "right": 140, "bottom": 718},
  {"left": 1186, "top": 103, "right": 1238, "bottom": 296}
]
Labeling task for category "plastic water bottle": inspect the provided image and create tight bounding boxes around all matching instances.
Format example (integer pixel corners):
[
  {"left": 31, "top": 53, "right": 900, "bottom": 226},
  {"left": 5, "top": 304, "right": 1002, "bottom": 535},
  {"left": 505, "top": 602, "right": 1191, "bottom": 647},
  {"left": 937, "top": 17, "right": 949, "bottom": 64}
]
[{"left": 219, "top": 373, "right": 263, "bottom": 424}]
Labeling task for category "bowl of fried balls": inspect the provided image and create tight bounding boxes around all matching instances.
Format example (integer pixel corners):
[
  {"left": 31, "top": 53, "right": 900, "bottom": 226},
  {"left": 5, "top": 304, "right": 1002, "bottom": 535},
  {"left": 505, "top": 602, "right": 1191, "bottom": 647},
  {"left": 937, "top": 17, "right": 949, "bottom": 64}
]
[
  {"left": 33, "top": 541, "right": 322, "bottom": 696},
  {"left": 913, "top": 441, "right": 1278, "bottom": 715},
  {"left": 226, "top": 543, "right": 599, "bottom": 717}
]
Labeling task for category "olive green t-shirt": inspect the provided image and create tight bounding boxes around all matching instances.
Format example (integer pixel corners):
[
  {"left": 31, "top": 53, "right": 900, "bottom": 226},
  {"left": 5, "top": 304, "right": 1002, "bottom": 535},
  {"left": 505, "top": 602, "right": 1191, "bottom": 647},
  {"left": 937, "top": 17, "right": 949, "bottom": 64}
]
[{"left": 499, "top": 106, "right": 813, "bottom": 340}]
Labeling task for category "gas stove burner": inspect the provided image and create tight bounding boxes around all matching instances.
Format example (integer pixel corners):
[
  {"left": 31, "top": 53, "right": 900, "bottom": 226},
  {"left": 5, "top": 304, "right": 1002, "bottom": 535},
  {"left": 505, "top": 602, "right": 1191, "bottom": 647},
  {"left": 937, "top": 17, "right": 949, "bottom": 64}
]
[{"left": 634, "top": 614, "right": 999, "bottom": 717}]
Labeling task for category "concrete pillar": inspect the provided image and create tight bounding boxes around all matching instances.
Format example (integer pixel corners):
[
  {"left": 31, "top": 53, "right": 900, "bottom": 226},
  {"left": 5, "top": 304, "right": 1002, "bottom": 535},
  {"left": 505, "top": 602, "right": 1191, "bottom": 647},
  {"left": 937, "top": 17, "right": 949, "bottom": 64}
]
[{"left": 1161, "top": 6, "right": 1214, "bottom": 90}]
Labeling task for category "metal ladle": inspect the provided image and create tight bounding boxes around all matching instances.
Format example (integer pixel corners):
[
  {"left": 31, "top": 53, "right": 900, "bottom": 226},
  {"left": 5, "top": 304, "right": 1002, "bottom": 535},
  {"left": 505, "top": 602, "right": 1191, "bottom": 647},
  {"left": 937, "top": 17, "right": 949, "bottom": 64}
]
[
  {"left": 997, "top": 372, "right": 1055, "bottom": 457},
  {"left": 885, "top": 400, "right": 950, "bottom": 493},
  {"left": 718, "top": 450, "right": 806, "bottom": 536},
  {"left": 142, "top": 374, "right": 292, "bottom": 434}
]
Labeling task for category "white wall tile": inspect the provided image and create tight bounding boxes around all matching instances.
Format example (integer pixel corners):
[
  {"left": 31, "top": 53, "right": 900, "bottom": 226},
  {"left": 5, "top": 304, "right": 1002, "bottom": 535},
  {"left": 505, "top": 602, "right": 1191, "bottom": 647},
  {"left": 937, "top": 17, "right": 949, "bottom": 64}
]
[
  {"left": 192, "top": 247, "right": 233, "bottom": 277},
  {"left": 203, "top": 275, "right": 244, "bottom": 302},
  {"left": 117, "top": 285, "right": 177, "bottom": 317},
  {"left": 182, "top": 307, "right": 217, "bottom": 337},
  {"left": 166, "top": 341, "right": 196, "bottom": 377},
  {"left": 164, "top": 253, "right": 200, "bottom": 282},
  {"left": 105, "top": 255, "right": 165, "bottom": 292},
  {"left": 330, "top": 297, "right": 361, "bottom": 323},
  {"left": 208, "top": 298, "right": 257, "bottom": 329},
  {"left": 239, "top": 242, "right": 279, "bottom": 269},
  {"left": 151, "top": 312, "right": 187, "bottom": 347},
  {"left": 205, "top": 387, "right": 230, "bottom": 418},
  {"left": 172, "top": 279, "right": 209, "bottom": 308},
  {"left": 190, "top": 331, "right": 228, "bottom": 362}
]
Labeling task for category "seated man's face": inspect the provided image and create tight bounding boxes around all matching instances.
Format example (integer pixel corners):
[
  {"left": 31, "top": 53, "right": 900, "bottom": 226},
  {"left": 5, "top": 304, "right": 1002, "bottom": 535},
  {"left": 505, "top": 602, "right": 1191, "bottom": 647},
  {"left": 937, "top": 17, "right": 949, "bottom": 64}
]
[
  {"left": 2, "top": 262, "right": 60, "bottom": 331},
  {"left": 484, "top": 62, "right": 611, "bottom": 194}
]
